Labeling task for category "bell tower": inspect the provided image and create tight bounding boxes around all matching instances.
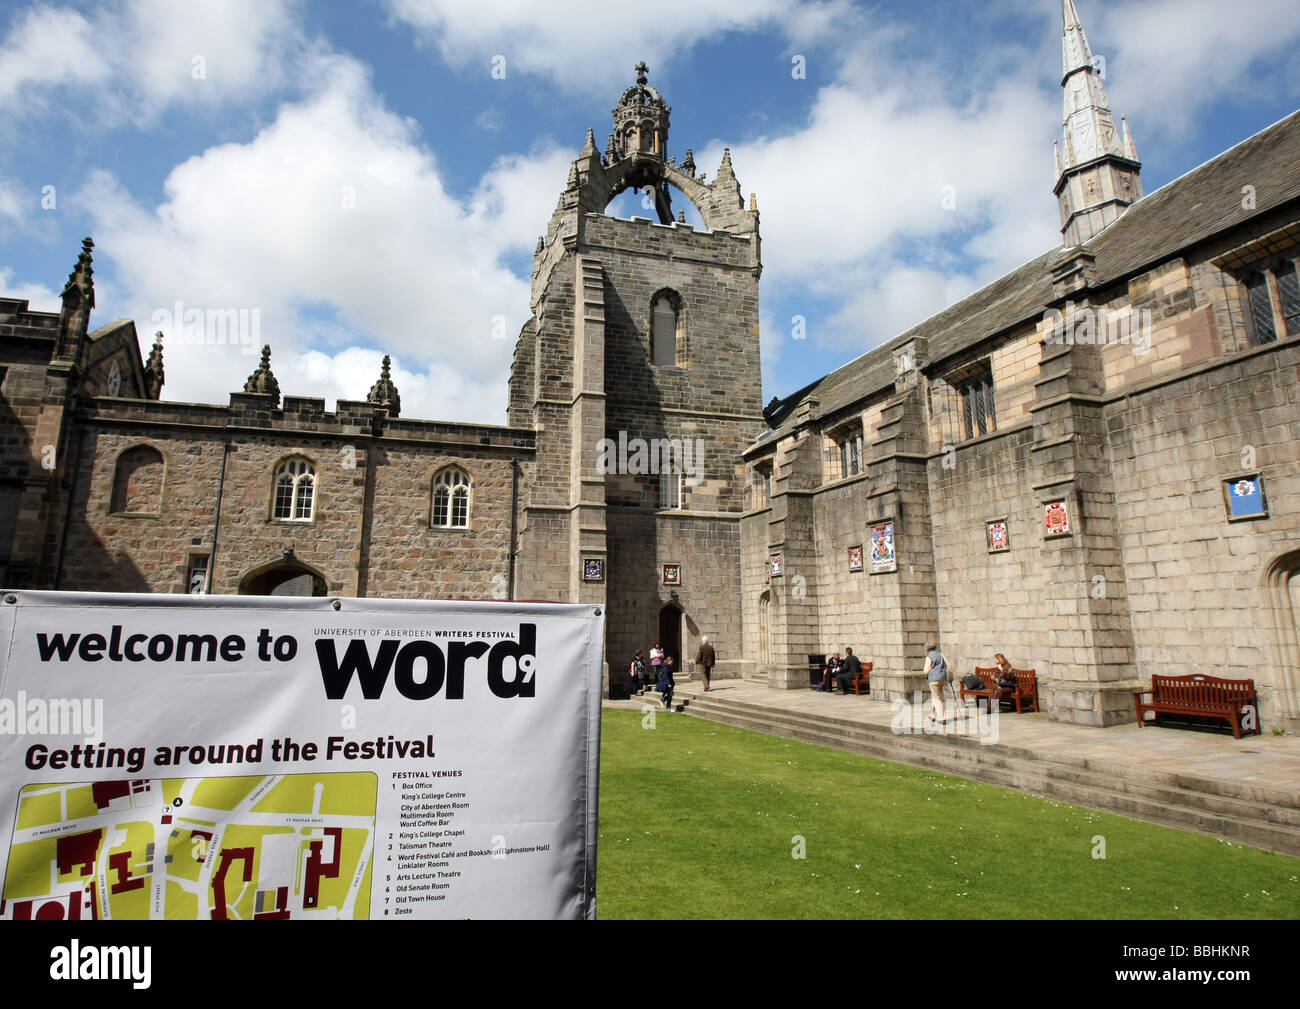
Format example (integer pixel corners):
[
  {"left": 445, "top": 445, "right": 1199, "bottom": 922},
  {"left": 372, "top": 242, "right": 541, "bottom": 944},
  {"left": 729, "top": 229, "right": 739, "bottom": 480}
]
[{"left": 509, "top": 64, "right": 764, "bottom": 689}]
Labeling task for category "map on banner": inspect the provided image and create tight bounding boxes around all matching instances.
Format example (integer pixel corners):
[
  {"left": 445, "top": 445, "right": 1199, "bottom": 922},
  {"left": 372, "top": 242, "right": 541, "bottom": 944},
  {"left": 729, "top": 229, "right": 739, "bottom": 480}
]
[{"left": 3, "top": 773, "right": 376, "bottom": 920}]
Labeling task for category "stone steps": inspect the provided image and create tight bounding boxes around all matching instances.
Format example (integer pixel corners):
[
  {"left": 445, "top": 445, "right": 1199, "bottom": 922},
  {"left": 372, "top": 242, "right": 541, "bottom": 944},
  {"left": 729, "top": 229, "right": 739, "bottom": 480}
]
[{"left": 677, "top": 690, "right": 1300, "bottom": 856}]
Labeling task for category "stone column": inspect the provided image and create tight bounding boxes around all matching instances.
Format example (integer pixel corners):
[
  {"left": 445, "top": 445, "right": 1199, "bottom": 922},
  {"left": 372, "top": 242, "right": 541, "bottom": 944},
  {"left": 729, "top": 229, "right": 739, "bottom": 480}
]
[
  {"left": 1031, "top": 249, "right": 1140, "bottom": 725},
  {"left": 765, "top": 400, "right": 823, "bottom": 689},
  {"left": 865, "top": 356, "right": 939, "bottom": 700}
]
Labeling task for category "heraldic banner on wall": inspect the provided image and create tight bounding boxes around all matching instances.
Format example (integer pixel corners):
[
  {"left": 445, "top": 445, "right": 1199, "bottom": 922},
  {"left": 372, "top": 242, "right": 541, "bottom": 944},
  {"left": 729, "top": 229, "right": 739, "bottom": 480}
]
[{"left": 0, "top": 592, "right": 604, "bottom": 921}]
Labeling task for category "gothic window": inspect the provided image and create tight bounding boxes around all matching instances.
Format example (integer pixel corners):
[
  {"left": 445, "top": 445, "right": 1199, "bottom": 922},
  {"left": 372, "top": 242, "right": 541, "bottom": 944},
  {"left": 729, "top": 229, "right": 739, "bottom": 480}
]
[
  {"left": 1245, "top": 271, "right": 1277, "bottom": 345},
  {"left": 751, "top": 461, "right": 773, "bottom": 509},
  {"left": 651, "top": 291, "right": 681, "bottom": 366},
  {"left": 186, "top": 554, "right": 210, "bottom": 594},
  {"left": 948, "top": 362, "right": 996, "bottom": 441},
  {"left": 110, "top": 445, "right": 164, "bottom": 514},
  {"left": 1241, "top": 258, "right": 1300, "bottom": 347},
  {"left": 827, "top": 421, "right": 864, "bottom": 479},
  {"left": 272, "top": 458, "right": 315, "bottom": 522},
  {"left": 432, "top": 467, "right": 471, "bottom": 529},
  {"left": 839, "top": 432, "right": 863, "bottom": 477},
  {"left": 1277, "top": 262, "right": 1300, "bottom": 338},
  {"left": 658, "top": 468, "right": 682, "bottom": 510}
]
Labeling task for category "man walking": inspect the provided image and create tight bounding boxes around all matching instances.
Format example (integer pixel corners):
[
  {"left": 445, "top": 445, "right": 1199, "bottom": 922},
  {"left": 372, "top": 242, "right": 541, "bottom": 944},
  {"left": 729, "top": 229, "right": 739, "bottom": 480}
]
[{"left": 695, "top": 636, "right": 716, "bottom": 692}]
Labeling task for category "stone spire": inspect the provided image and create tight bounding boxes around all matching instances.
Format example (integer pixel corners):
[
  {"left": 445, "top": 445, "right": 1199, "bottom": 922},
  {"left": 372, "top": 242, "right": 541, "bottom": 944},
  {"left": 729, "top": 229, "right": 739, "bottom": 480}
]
[
  {"left": 244, "top": 344, "right": 280, "bottom": 401},
  {"left": 55, "top": 237, "right": 96, "bottom": 360},
  {"left": 579, "top": 128, "right": 598, "bottom": 159},
  {"left": 366, "top": 354, "right": 401, "bottom": 417},
  {"left": 143, "top": 331, "right": 165, "bottom": 400},
  {"left": 1054, "top": 0, "right": 1142, "bottom": 246}
]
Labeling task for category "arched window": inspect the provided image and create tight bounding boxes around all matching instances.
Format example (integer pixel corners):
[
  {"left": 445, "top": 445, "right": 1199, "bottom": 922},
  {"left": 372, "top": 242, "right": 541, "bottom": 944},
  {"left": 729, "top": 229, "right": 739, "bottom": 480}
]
[
  {"left": 110, "top": 445, "right": 164, "bottom": 514},
  {"left": 432, "top": 468, "right": 471, "bottom": 529},
  {"left": 651, "top": 291, "right": 680, "bottom": 366},
  {"left": 272, "top": 458, "right": 315, "bottom": 521}
]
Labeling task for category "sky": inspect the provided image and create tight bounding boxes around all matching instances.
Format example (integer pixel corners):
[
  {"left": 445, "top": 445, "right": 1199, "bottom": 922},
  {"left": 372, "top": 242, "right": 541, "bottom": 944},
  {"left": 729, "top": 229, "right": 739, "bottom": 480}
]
[{"left": 1, "top": 0, "right": 1298, "bottom": 424}]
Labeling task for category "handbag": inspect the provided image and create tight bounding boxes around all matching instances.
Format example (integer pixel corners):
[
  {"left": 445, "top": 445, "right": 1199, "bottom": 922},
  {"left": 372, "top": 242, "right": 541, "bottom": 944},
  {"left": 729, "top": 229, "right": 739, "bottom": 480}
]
[{"left": 961, "top": 674, "right": 984, "bottom": 690}]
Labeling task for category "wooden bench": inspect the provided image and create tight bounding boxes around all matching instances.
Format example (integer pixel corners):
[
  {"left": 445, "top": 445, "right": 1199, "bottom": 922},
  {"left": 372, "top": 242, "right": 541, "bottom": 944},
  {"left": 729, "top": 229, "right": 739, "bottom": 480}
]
[
  {"left": 959, "top": 667, "right": 1039, "bottom": 713},
  {"left": 819, "top": 660, "right": 871, "bottom": 694},
  {"left": 1134, "top": 674, "right": 1259, "bottom": 739}
]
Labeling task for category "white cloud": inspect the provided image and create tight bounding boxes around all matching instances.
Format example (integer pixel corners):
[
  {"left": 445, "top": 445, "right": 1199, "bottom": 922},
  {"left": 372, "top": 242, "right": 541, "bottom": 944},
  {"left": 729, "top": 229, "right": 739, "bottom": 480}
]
[
  {"left": 696, "top": 68, "right": 1059, "bottom": 350},
  {"left": 0, "top": 0, "right": 303, "bottom": 124},
  {"left": 383, "top": 0, "right": 849, "bottom": 88},
  {"left": 0, "top": 267, "right": 60, "bottom": 310},
  {"left": 74, "top": 53, "right": 574, "bottom": 424}
]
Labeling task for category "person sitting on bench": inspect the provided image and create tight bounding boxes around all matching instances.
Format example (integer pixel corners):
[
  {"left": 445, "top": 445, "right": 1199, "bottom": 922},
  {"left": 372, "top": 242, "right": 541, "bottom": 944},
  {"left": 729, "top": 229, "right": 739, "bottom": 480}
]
[
  {"left": 835, "top": 648, "right": 862, "bottom": 695},
  {"left": 992, "top": 652, "right": 1016, "bottom": 701},
  {"left": 819, "top": 653, "right": 841, "bottom": 692}
]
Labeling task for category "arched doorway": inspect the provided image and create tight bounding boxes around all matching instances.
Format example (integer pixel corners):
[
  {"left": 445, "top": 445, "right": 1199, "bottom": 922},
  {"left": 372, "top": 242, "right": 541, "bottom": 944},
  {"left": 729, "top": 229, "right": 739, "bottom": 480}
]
[
  {"left": 1265, "top": 550, "right": 1300, "bottom": 725},
  {"left": 758, "top": 591, "right": 771, "bottom": 667},
  {"left": 239, "top": 558, "right": 328, "bottom": 597},
  {"left": 658, "top": 603, "right": 682, "bottom": 672}
]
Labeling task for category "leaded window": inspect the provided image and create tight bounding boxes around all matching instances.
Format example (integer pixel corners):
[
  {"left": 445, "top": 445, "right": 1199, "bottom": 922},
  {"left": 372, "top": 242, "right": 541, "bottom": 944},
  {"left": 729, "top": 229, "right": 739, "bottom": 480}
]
[
  {"left": 273, "top": 458, "right": 315, "bottom": 521},
  {"left": 955, "top": 368, "right": 996, "bottom": 441},
  {"left": 1245, "top": 271, "right": 1277, "bottom": 345},
  {"left": 432, "top": 468, "right": 471, "bottom": 529}
]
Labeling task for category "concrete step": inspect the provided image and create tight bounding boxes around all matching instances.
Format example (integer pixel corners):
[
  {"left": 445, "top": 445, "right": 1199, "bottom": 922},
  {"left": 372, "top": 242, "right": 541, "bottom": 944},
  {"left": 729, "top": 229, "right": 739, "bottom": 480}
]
[
  {"left": 681, "top": 690, "right": 1300, "bottom": 810},
  {"left": 678, "top": 692, "right": 1300, "bottom": 856}
]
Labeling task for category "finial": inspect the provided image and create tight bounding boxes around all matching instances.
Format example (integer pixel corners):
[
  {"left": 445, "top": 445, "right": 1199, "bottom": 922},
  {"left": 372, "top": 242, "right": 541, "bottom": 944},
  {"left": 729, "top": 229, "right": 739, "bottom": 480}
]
[
  {"left": 1054, "top": 139, "right": 1063, "bottom": 178},
  {"left": 719, "top": 147, "right": 734, "bottom": 175},
  {"left": 635, "top": 61, "right": 649, "bottom": 86},
  {"left": 681, "top": 147, "right": 695, "bottom": 177},
  {"left": 367, "top": 354, "right": 401, "bottom": 417},
  {"left": 580, "top": 127, "right": 598, "bottom": 158},
  {"left": 606, "top": 131, "right": 617, "bottom": 163},
  {"left": 535, "top": 235, "right": 544, "bottom": 254},
  {"left": 243, "top": 344, "right": 280, "bottom": 400},
  {"left": 64, "top": 236, "right": 96, "bottom": 304},
  {"left": 749, "top": 192, "right": 757, "bottom": 212},
  {"left": 144, "top": 331, "right": 165, "bottom": 399},
  {"left": 677, "top": 210, "right": 685, "bottom": 223},
  {"left": 566, "top": 160, "right": 578, "bottom": 189},
  {"left": 1121, "top": 117, "right": 1139, "bottom": 161}
]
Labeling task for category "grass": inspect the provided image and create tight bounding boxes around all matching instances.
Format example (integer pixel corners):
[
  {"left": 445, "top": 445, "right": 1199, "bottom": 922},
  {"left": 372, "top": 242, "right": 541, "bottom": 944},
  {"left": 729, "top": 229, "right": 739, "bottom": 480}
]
[{"left": 596, "top": 708, "right": 1300, "bottom": 919}]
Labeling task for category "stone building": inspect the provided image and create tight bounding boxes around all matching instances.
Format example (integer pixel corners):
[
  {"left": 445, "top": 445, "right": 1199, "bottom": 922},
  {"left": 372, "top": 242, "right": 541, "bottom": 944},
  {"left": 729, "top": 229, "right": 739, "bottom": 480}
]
[
  {"left": 1, "top": 4, "right": 1298, "bottom": 729},
  {"left": 740, "top": 2, "right": 1300, "bottom": 731}
]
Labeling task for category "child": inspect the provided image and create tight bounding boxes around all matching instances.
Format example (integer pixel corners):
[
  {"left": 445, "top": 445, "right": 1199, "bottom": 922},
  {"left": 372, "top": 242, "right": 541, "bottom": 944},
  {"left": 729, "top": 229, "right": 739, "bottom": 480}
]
[{"left": 658, "top": 655, "right": 676, "bottom": 710}]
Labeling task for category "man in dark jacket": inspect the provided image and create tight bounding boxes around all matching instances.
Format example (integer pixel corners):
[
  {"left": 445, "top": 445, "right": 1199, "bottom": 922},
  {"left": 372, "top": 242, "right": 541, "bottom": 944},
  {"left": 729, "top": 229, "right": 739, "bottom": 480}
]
[
  {"left": 629, "top": 650, "right": 647, "bottom": 693},
  {"left": 835, "top": 647, "right": 862, "bottom": 695},
  {"left": 695, "top": 636, "right": 716, "bottom": 691}
]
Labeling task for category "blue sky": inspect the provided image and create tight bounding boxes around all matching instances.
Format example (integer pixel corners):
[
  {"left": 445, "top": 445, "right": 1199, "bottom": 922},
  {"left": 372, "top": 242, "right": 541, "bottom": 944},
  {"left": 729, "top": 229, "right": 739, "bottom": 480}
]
[{"left": 1, "top": 0, "right": 1298, "bottom": 423}]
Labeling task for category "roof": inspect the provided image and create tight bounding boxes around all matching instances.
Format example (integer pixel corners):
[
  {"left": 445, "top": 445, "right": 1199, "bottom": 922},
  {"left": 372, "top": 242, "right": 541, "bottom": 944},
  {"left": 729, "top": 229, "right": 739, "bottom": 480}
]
[{"left": 752, "top": 108, "right": 1300, "bottom": 449}]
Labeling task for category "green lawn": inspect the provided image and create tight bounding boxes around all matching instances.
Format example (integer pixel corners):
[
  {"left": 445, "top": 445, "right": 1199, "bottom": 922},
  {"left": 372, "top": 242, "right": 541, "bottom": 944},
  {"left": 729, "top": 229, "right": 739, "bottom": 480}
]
[{"left": 596, "top": 708, "right": 1300, "bottom": 919}]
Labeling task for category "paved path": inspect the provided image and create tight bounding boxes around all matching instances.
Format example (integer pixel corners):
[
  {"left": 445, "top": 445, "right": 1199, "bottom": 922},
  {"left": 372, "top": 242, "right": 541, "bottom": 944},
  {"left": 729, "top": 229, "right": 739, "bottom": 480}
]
[{"left": 605, "top": 679, "right": 1300, "bottom": 799}]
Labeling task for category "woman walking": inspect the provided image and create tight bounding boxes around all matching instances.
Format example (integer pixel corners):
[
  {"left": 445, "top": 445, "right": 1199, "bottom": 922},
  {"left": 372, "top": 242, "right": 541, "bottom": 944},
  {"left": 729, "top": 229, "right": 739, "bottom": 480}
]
[{"left": 923, "top": 642, "right": 949, "bottom": 723}]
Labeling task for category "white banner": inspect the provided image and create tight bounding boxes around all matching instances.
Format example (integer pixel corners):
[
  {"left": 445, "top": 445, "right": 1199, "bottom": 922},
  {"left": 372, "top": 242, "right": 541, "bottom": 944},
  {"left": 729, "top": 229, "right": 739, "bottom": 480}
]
[{"left": 0, "top": 592, "right": 604, "bottom": 920}]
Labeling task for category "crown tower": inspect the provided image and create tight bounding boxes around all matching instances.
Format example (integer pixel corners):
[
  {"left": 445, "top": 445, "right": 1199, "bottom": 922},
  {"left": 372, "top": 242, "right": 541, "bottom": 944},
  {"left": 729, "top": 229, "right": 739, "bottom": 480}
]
[{"left": 508, "top": 64, "right": 764, "bottom": 688}]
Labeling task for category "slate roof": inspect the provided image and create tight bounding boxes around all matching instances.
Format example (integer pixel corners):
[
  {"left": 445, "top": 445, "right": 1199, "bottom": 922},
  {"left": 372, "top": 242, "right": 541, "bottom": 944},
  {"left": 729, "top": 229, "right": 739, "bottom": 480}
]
[{"left": 750, "top": 108, "right": 1300, "bottom": 451}]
